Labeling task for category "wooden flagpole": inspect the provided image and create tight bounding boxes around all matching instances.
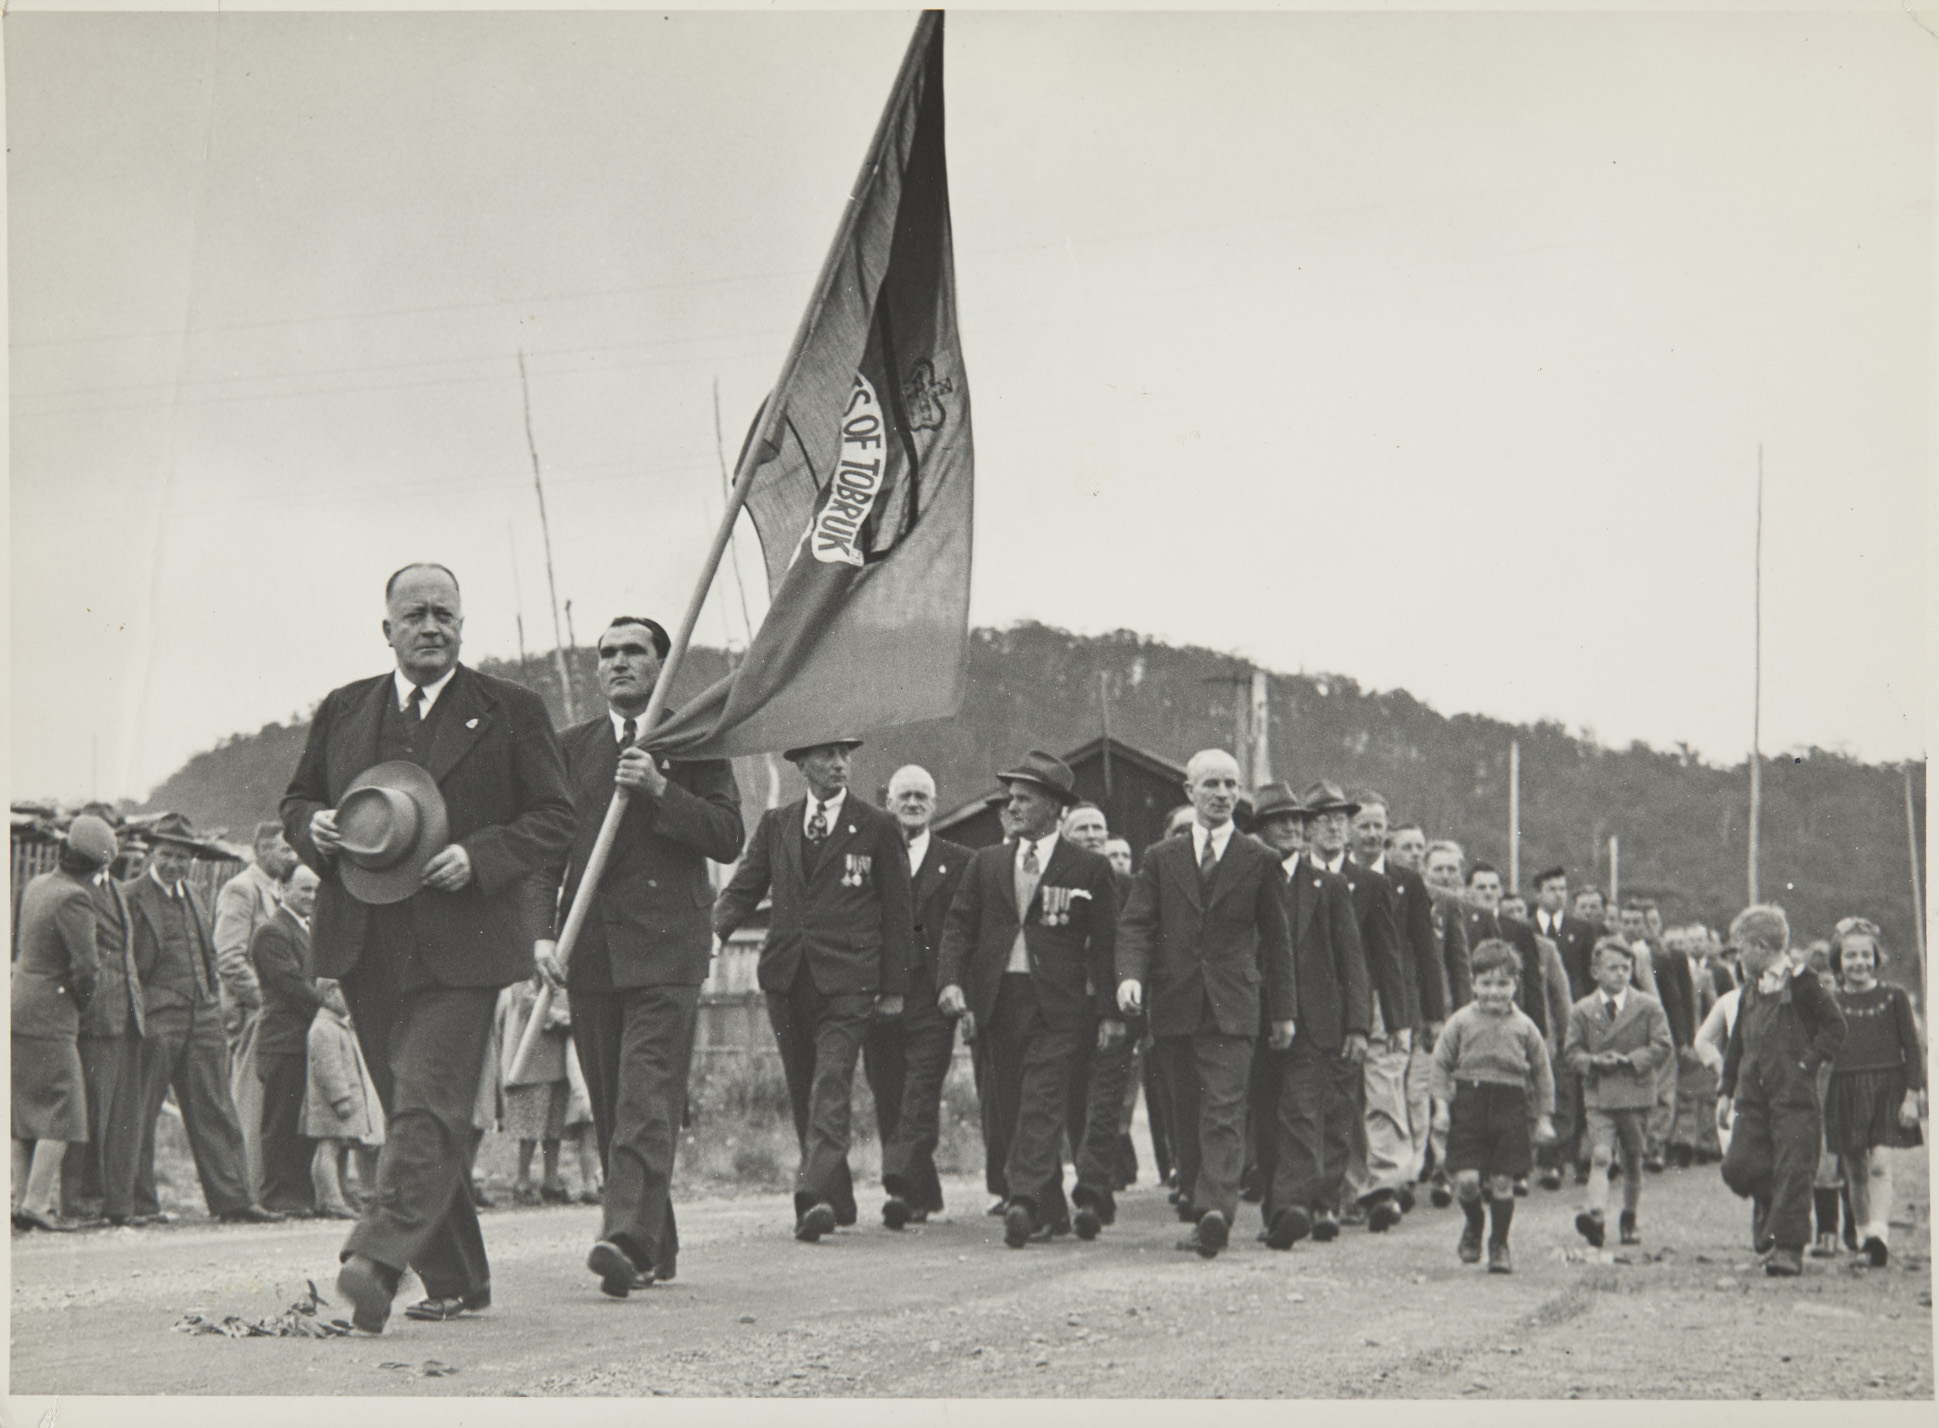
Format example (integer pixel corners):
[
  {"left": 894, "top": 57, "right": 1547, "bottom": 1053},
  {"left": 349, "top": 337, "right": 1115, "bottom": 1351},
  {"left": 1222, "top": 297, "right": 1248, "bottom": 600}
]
[
  {"left": 1749, "top": 444, "right": 1763, "bottom": 905},
  {"left": 509, "top": 11, "right": 943, "bottom": 1082},
  {"left": 1508, "top": 737, "right": 1521, "bottom": 893},
  {"left": 1905, "top": 761, "right": 1926, "bottom": 982}
]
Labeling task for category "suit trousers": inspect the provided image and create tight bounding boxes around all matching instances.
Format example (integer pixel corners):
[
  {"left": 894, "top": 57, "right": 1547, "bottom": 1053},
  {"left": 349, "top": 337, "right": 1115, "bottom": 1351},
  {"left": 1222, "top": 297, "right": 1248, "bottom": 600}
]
[
  {"left": 1721, "top": 1077, "right": 1822, "bottom": 1252},
  {"left": 256, "top": 1050, "right": 316, "bottom": 1213},
  {"left": 1543, "top": 1061, "right": 1583, "bottom": 1172},
  {"left": 1153, "top": 1029, "right": 1254, "bottom": 1223},
  {"left": 341, "top": 969, "right": 497, "bottom": 1299},
  {"left": 765, "top": 966, "right": 872, "bottom": 1221},
  {"left": 982, "top": 974, "right": 1087, "bottom": 1224},
  {"left": 230, "top": 1010, "right": 265, "bottom": 1204},
  {"left": 132, "top": 1007, "right": 252, "bottom": 1217},
  {"left": 62, "top": 1032, "right": 143, "bottom": 1221},
  {"left": 1646, "top": 1052, "right": 1679, "bottom": 1156},
  {"left": 569, "top": 984, "right": 698, "bottom": 1276},
  {"left": 1403, "top": 1037, "right": 1435, "bottom": 1180},
  {"left": 1073, "top": 1029, "right": 1136, "bottom": 1198},
  {"left": 1345, "top": 1033, "right": 1413, "bottom": 1203},
  {"left": 970, "top": 1032, "right": 1006, "bottom": 1197},
  {"left": 1268, "top": 1042, "right": 1361, "bottom": 1220},
  {"left": 874, "top": 1002, "right": 956, "bottom": 1214},
  {"left": 1141, "top": 1035, "right": 1176, "bottom": 1184}
]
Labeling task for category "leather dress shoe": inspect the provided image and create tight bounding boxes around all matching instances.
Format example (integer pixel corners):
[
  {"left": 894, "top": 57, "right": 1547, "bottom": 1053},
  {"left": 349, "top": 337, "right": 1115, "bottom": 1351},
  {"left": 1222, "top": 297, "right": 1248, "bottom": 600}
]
[
  {"left": 796, "top": 1203, "right": 837, "bottom": 1243},
  {"left": 337, "top": 1253, "right": 398, "bottom": 1334},
  {"left": 1265, "top": 1206, "right": 1311, "bottom": 1251},
  {"left": 882, "top": 1196, "right": 914, "bottom": 1231},
  {"left": 11, "top": 1208, "right": 77, "bottom": 1233},
  {"left": 1178, "top": 1209, "right": 1228, "bottom": 1259},
  {"left": 1366, "top": 1194, "right": 1402, "bottom": 1233},
  {"left": 1073, "top": 1207, "right": 1102, "bottom": 1241},
  {"left": 985, "top": 1197, "right": 1007, "bottom": 1217},
  {"left": 218, "top": 1205, "right": 286, "bottom": 1224},
  {"left": 1310, "top": 1211, "right": 1340, "bottom": 1242},
  {"left": 1003, "top": 1203, "right": 1033, "bottom": 1249},
  {"left": 404, "top": 1286, "right": 492, "bottom": 1321},
  {"left": 1487, "top": 1240, "right": 1513, "bottom": 1274},
  {"left": 1574, "top": 1209, "right": 1605, "bottom": 1248},
  {"left": 1537, "top": 1168, "right": 1563, "bottom": 1191},
  {"left": 1029, "top": 1217, "right": 1071, "bottom": 1243},
  {"left": 588, "top": 1239, "right": 654, "bottom": 1298}
]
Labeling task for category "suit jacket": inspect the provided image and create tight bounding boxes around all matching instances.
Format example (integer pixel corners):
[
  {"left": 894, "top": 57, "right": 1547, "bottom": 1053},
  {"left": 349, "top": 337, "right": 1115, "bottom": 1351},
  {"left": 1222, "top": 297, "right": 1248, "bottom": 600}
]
[
  {"left": 1651, "top": 945, "right": 1697, "bottom": 1049},
  {"left": 124, "top": 873, "right": 221, "bottom": 1028},
  {"left": 554, "top": 714, "right": 744, "bottom": 989},
  {"left": 1338, "top": 855, "right": 1410, "bottom": 1035},
  {"left": 1462, "top": 903, "right": 1501, "bottom": 958},
  {"left": 251, "top": 907, "right": 323, "bottom": 1059},
  {"left": 1563, "top": 989, "right": 1673, "bottom": 1109},
  {"left": 1385, "top": 862, "right": 1450, "bottom": 1026},
  {"left": 11, "top": 869, "right": 99, "bottom": 1039},
  {"left": 714, "top": 794, "right": 914, "bottom": 998},
  {"left": 936, "top": 835, "right": 1119, "bottom": 1033},
  {"left": 909, "top": 834, "right": 972, "bottom": 1005},
  {"left": 1116, "top": 830, "right": 1295, "bottom": 1039},
  {"left": 79, "top": 874, "right": 143, "bottom": 1039},
  {"left": 1429, "top": 886, "right": 1473, "bottom": 1011},
  {"left": 281, "top": 664, "right": 576, "bottom": 987},
  {"left": 1280, "top": 853, "right": 1367, "bottom": 1051},
  {"left": 1495, "top": 916, "right": 1552, "bottom": 1041},
  {"left": 1531, "top": 911, "right": 1602, "bottom": 1001},
  {"left": 212, "top": 864, "right": 280, "bottom": 1033}
]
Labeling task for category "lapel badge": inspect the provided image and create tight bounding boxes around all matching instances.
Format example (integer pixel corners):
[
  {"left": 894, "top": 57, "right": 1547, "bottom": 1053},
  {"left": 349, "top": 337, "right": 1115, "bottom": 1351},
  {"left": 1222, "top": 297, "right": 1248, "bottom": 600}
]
[{"left": 465, "top": 718, "right": 480, "bottom": 729}]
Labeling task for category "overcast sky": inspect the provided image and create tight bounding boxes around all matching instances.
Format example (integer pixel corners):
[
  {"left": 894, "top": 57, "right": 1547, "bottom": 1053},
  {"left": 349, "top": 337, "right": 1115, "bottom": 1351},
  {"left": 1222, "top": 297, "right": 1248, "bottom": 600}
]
[{"left": 8, "top": 6, "right": 1930, "bottom": 804}]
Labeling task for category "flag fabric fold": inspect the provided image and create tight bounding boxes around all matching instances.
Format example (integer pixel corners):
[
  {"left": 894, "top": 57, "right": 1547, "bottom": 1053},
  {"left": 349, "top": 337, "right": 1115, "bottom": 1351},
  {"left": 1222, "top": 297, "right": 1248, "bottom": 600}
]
[{"left": 646, "top": 12, "right": 972, "bottom": 760}]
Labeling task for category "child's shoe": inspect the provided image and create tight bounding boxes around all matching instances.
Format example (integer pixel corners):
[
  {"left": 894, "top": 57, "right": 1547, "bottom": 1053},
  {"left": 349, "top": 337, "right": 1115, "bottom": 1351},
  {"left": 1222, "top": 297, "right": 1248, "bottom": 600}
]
[
  {"left": 1487, "top": 1240, "right": 1513, "bottom": 1274},
  {"left": 512, "top": 1180, "right": 541, "bottom": 1207},
  {"left": 1573, "top": 1209, "right": 1605, "bottom": 1248},
  {"left": 1457, "top": 1201, "right": 1485, "bottom": 1264},
  {"left": 1428, "top": 1171, "right": 1453, "bottom": 1209},
  {"left": 1862, "top": 1236, "right": 1889, "bottom": 1268},
  {"left": 1618, "top": 1210, "right": 1640, "bottom": 1246},
  {"left": 540, "top": 1182, "right": 571, "bottom": 1205}
]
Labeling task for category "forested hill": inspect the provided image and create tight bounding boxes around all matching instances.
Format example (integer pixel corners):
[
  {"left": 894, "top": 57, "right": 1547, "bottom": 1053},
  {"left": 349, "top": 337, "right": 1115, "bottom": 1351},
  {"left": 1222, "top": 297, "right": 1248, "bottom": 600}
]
[{"left": 142, "top": 622, "right": 1926, "bottom": 963}]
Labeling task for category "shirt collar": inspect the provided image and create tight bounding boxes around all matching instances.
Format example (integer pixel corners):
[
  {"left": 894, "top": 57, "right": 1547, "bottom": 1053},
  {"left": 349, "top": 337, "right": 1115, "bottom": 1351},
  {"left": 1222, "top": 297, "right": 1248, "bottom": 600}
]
[
  {"left": 607, "top": 707, "right": 649, "bottom": 744},
  {"left": 804, "top": 788, "right": 847, "bottom": 830},
  {"left": 287, "top": 909, "right": 312, "bottom": 934},
  {"left": 1365, "top": 851, "right": 1386, "bottom": 876},
  {"left": 1192, "top": 820, "right": 1235, "bottom": 861},
  {"left": 906, "top": 828, "right": 931, "bottom": 872},
  {"left": 1604, "top": 986, "right": 1628, "bottom": 1012},
  {"left": 393, "top": 665, "right": 457, "bottom": 714},
  {"left": 1016, "top": 829, "right": 1059, "bottom": 864},
  {"left": 147, "top": 866, "right": 182, "bottom": 899},
  {"left": 1321, "top": 849, "right": 1346, "bottom": 874}
]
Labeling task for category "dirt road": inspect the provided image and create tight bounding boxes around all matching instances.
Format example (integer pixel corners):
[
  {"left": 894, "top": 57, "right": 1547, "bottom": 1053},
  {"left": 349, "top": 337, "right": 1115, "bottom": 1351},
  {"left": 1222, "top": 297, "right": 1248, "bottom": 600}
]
[{"left": 10, "top": 1151, "right": 1931, "bottom": 1399}]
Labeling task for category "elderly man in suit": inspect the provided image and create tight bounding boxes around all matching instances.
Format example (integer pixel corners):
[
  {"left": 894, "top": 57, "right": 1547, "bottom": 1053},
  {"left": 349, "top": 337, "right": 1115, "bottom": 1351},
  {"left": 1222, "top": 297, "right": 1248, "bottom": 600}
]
[
  {"left": 1243, "top": 783, "right": 1368, "bottom": 1248},
  {"left": 1419, "top": 838, "right": 1475, "bottom": 1203},
  {"left": 62, "top": 829, "right": 149, "bottom": 1226},
  {"left": 124, "top": 814, "right": 277, "bottom": 1226},
  {"left": 938, "top": 752, "right": 1120, "bottom": 1247},
  {"left": 283, "top": 562, "right": 575, "bottom": 1333},
  {"left": 1119, "top": 750, "right": 1294, "bottom": 1258},
  {"left": 250, "top": 863, "right": 325, "bottom": 1216},
  {"left": 543, "top": 615, "right": 745, "bottom": 1298},
  {"left": 869, "top": 764, "right": 970, "bottom": 1230},
  {"left": 716, "top": 736, "right": 913, "bottom": 1243},
  {"left": 1298, "top": 782, "right": 1405, "bottom": 1231},
  {"left": 1349, "top": 793, "right": 1449, "bottom": 1215},
  {"left": 213, "top": 822, "right": 300, "bottom": 1204}
]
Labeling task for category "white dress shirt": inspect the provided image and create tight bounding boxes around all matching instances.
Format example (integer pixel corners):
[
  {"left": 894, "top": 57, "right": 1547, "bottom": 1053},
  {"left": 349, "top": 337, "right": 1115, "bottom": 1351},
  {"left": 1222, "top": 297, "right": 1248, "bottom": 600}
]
[
  {"left": 803, "top": 788, "right": 848, "bottom": 837},
  {"left": 906, "top": 829, "right": 931, "bottom": 877},
  {"left": 392, "top": 666, "right": 456, "bottom": 715},
  {"left": 1007, "top": 830, "right": 1059, "bottom": 972},
  {"left": 1191, "top": 820, "right": 1235, "bottom": 867}
]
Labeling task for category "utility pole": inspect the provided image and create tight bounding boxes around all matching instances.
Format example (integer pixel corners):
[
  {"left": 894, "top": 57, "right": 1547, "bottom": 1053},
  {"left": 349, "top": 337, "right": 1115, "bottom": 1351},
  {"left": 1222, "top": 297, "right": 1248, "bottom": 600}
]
[
  {"left": 1509, "top": 738, "right": 1522, "bottom": 892},
  {"left": 1905, "top": 761, "right": 1926, "bottom": 981},
  {"left": 1749, "top": 444, "right": 1763, "bottom": 905},
  {"left": 1249, "top": 668, "right": 1272, "bottom": 786},
  {"left": 1098, "top": 670, "right": 1114, "bottom": 800},
  {"left": 507, "top": 521, "right": 528, "bottom": 669},
  {"left": 1609, "top": 833, "right": 1620, "bottom": 906},
  {"left": 1204, "top": 668, "right": 1254, "bottom": 785},
  {"left": 519, "top": 348, "right": 577, "bottom": 722}
]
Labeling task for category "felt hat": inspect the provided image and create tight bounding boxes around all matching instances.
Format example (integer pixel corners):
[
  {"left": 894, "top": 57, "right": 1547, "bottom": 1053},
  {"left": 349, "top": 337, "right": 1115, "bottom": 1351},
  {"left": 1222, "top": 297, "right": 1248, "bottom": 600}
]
[
  {"left": 995, "top": 750, "right": 1079, "bottom": 806},
  {"left": 1249, "top": 782, "right": 1305, "bottom": 823},
  {"left": 63, "top": 814, "right": 119, "bottom": 867},
  {"left": 781, "top": 736, "right": 865, "bottom": 764},
  {"left": 334, "top": 761, "right": 450, "bottom": 906},
  {"left": 1296, "top": 780, "right": 1360, "bottom": 818},
  {"left": 144, "top": 812, "right": 221, "bottom": 856}
]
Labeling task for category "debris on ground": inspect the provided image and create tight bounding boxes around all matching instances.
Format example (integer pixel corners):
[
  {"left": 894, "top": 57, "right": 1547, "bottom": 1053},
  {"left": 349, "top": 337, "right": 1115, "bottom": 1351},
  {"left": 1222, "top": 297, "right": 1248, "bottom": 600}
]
[{"left": 172, "top": 1280, "right": 353, "bottom": 1339}]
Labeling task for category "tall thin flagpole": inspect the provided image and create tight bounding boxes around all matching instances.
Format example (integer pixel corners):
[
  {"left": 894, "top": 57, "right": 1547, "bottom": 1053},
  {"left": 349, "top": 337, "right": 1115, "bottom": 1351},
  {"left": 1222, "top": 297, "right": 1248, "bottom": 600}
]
[
  {"left": 1508, "top": 738, "right": 1521, "bottom": 893},
  {"left": 1098, "top": 670, "right": 1113, "bottom": 800},
  {"left": 1905, "top": 761, "right": 1926, "bottom": 981},
  {"left": 509, "top": 12, "right": 945, "bottom": 1082},
  {"left": 1749, "top": 444, "right": 1763, "bottom": 905},
  {"left": 520, "top": 349, "right": 578, "bottom": 723}
]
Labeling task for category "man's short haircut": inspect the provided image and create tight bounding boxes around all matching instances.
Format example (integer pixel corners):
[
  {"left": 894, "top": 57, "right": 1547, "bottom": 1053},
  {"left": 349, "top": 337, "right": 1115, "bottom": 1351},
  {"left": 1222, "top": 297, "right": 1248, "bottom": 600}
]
[
  {"left": 1425, "top": 839, "right": 1465, "bottom": 867},
  {"left": 1066, "top": 801, "right": 1104, "bottom": 819},
  {"left": 1469, "top": 938, "right": 1523, "bottom": 981},
  {"left": 1728, "top": 904, "right": 1791, "bottom": 958},
  {"left": 1104, "top": 836, "right": 1132, "bottom": 853},
  {"left": 1467, "top": 860, "right": 1499, "bottom": 886},
  {"left": 252, "top": 820, "right": 285, "bottom": 848},
  {"left": 1591, "top": 936, "right": 1635, "bottom": 969},
  {"left": 602, "top": 615, "right": 671, "bottom": 660},
  {"left": 1388, "top": 820, "right": 1424, "bottom": 839},
  {"left": 385, "top": 562, "right": 460, "bottom": 601},
  {"left": 1163, "top": 804, "right": 1195, "bottom": 835},
  {"left": 887, "top": 764, "right": 936, "bottom": 798},
  {"left": 1352, "top": 789, "right": 1389, "bottom": 815},
  {"left": 1533, "top": 866, "right": 1567, "bottom": 889},
  {"left": 1573, "top": 886, "right": 1605, "bottom": 904}
]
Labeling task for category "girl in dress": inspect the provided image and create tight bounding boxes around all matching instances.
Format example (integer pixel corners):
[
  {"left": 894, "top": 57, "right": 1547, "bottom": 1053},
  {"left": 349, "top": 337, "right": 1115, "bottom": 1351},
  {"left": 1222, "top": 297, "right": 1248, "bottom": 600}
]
[
  {"left": 303, "top": 982, "right": 384, "bottom": 1218},
  {"left": 1825, "top": 918, "right": 1925, "bottom": 1267}
]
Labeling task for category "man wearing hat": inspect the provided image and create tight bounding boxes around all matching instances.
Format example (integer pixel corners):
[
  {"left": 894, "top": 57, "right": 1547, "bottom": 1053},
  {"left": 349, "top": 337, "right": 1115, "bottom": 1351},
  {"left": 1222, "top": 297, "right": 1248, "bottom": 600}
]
[
  {"left": 936, "top": 752, "right": 1121, "bottom": 1247},
  {"left": 123, "top": 813, "right": 275, "bottom": 1224},
  {"left": 542, "top": 615, "right": 744, "bottom": 1299},
  {"left": 282, "top": 562, "right": 575, "bottom": 1332},
  {"left": 1298, "top": 780, "right": 1409, "bottom": 1231},
  {"left": 714, "top": 735, "right": 913, "bottom": 1242},
  {"left": 1118, "top": 750, "right": 1294, "bottom": 1258}
]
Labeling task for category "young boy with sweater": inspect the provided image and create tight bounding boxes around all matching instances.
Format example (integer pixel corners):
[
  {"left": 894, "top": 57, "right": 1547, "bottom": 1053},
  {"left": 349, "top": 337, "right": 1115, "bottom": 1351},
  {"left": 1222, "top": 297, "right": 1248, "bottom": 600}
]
[
  {"left": 1431, "top": 940, "right": 1555, "bottom": 1274},
  {"left": 1564, "top": 938, "right": 1673, "bottom": 1248}
]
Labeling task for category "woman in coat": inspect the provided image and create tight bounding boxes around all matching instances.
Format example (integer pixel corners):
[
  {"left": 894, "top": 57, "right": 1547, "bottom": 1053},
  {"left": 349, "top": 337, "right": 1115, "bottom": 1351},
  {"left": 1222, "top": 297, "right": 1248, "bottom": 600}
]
[{"left": 11, "top": 815, "right": 115, "bottom": 1230}]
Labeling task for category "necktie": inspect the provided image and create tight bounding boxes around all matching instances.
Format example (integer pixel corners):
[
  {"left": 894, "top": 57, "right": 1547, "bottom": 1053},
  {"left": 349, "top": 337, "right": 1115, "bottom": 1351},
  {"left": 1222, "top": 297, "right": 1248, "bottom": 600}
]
[
  {"left": 1016, "top": 840, "right": 1043, "bottom": 919},
  {"left": 806, "top": 800, "right": 828, "bottom": 842},
  {"left": 409, "top": 685, "right": 427, "bottom": 722},
  {"left": 1199, "top": 832, "right": 1219, "bottom": 881},
  {"left": 620, "top": 717, "right": 637, "bottom": 748},
  {"left": 1605, "top": 998, "right": 1619, "bottom": 1020}
]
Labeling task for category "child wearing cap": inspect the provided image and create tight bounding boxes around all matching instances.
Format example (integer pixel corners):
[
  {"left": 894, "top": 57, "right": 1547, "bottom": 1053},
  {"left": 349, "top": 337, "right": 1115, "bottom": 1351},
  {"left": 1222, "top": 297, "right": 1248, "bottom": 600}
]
[{"left": 1430, "top": 939, "right": 1555, "bottom": 1274}]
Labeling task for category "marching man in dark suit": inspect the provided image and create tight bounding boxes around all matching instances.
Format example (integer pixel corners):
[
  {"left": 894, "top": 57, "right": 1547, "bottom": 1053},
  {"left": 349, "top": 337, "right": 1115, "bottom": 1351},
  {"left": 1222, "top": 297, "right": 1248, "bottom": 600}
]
[
  {"left": 250, "top": 863, "right": 326, "bottom": 1217},
  {"left": 125, "top": 813, "right": 278, "bottom": 1226},
  {"left": 870, "top": 764, "right": 970, "bottom": 1230},
  {"left": 715, "top": 736, "right": 914, "bottom": 1243},
  {"left": 1118, "top": 750, "right": 1294, "bottom": 1258},
  {"left": 542, "top": 615, "right": 744, "bottom": 1298},
  {"left": 936, "top": 751, "right": 1121, "bottom": 1248},
  {"left": 283, "top": 562, "right": 575, "bottom": 1333}
]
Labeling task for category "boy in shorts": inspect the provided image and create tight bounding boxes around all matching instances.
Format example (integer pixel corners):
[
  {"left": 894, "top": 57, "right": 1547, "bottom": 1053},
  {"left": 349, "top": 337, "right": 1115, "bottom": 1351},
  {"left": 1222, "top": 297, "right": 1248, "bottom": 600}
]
[
  {"left": 1431, "top": 940, "right": 1555, "bottom": 1273},
  {"left": 1564, "top": 938, "right": 1672, "bottom": 1247}
]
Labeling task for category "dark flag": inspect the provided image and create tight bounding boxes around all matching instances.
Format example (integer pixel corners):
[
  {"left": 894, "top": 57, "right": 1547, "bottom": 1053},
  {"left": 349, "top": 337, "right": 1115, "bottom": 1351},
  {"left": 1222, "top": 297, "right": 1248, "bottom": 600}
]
[{"left": 648, "top": 11, "right": 971, "bottom": 759}]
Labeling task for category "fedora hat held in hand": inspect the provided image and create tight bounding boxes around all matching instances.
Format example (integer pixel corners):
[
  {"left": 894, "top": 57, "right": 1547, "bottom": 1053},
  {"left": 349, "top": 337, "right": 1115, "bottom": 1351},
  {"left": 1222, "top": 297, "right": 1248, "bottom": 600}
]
[{"left": 333, "top": 761, "right": 450, "bottom": 905}]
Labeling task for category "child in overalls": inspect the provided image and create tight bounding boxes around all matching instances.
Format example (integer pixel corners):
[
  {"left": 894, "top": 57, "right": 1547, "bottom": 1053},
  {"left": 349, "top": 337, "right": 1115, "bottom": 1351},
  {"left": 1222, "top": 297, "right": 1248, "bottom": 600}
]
[{"left": 1718, "top": 905, "right": 1846, "bottom": 1278}]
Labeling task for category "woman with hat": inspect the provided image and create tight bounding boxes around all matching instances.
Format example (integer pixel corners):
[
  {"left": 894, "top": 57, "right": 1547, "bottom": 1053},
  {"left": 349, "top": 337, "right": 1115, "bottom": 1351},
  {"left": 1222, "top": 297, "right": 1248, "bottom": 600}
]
[{"left": 12, "top": 814, "right": 115, "bottom": 1230}]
